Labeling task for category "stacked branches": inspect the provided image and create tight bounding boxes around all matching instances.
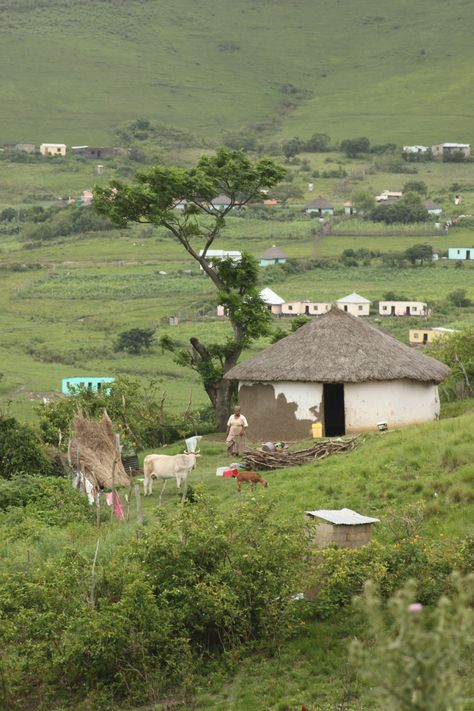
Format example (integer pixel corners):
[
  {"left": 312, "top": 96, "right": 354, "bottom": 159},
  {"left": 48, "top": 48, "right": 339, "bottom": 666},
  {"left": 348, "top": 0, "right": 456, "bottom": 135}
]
[{"left": 244, "top": 435, "right": 361, "bottom": 471}]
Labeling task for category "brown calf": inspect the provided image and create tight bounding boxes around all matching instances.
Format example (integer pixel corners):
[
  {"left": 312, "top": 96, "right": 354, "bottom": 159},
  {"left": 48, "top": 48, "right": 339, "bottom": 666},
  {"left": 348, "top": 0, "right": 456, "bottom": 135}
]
[{"left": 236, "top": 471, "right": 268, "bottom": 492}]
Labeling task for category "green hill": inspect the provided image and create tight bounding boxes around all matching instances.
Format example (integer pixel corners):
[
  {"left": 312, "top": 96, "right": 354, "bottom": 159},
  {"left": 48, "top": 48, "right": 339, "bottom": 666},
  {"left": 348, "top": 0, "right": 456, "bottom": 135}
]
[{"left": 2, "top": 0, "right": 474, "bottom": 146}]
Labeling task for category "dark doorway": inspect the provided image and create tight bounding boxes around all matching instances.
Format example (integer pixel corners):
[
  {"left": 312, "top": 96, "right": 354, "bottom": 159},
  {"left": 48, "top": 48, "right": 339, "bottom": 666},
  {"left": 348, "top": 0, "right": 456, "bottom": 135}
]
[
  {"left": 305, "top": 304, "right": 310, "bottom": 315},
  {"left": 391, "top": 305, "right": 396, "bottom": 315},
  {"left": 423, "top": 333, "right": 428, "bottom": 344},
  {"left": 467, "top": 250, "right": 471, "bottom": 260},
  {"left": 323, "top": 383, "right": 345, "bottom": 436},
  {"left": 405, "top": 305, "right": 410, "bottom": 315}
]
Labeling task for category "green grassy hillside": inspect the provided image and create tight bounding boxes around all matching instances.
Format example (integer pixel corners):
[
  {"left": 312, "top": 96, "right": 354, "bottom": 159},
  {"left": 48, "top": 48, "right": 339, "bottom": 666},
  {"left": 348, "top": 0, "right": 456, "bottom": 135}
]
[{"left": 2, "top": 0, "right": 474, "bottom": 145}]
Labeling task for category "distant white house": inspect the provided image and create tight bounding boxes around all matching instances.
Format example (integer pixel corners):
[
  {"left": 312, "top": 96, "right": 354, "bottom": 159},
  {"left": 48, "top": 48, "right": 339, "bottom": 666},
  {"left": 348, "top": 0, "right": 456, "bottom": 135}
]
[
  {"left": 424, "top": 199, "right": 442, "bottom": 216},
  {"left": 379, "top": 301, "right": 427, "bottom": 317},
  {"left": 304, "top": 197, "right": 334, "bottom": 216},
  {"left": 448, "top": 247, "right": 474, "bottom": 260},
  {"left": 432, "top": 143, "right": 471, "bottom": 159},
  {"left": 199, "top": 249, "right": 242, "bottom": 263},
  {"left": 403, "top": 145, "right": 429, "bottom": 154},
  {"left": 260, "top": 287, "right": 286, "bottom": 314},
  {"left": 218, "top": 287, "right": 285, "bottom": 317},
  {"left": 40, "top": 143, "right": 66, "bottom": 156},
  {"left": 336, "top": 293, "right": 371, "bottom": 317},
  {"left": 259, "top": 245, "right": 289, "bottom": 267}
]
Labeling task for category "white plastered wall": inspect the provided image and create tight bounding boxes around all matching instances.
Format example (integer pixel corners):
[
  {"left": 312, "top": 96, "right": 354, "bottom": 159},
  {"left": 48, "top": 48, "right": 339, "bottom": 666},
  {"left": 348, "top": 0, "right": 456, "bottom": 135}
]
[
  {"left": 239, "top": 381, "right": 324, "bottom": 421},
  {"left": 344, "top": 380, "right": 440, "bottom": 431}
]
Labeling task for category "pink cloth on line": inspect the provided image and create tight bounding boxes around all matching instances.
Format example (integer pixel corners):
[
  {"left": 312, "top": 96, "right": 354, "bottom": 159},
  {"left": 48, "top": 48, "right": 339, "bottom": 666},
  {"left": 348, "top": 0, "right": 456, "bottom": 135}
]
[{"left": 105, "top": 492, "right": 125, "bottom": 520}]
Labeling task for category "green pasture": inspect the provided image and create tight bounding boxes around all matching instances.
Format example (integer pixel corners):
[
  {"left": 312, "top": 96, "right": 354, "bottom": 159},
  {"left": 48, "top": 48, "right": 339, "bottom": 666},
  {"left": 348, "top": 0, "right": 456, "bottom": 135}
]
[
  {"left": 1, "top": 218, "right": 474, "bottom": 420},
  {"left": 2, "top": 1, "right": 474, "bottom": 146}
]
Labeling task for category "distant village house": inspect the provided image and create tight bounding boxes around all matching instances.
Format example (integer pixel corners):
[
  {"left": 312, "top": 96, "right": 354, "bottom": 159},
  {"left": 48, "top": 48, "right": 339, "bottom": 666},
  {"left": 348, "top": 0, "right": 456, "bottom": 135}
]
[
  {"left": 379, "top": 301, "right": 427, "bottom": 317},
  {"left": 40, "top": 143, "right": 67, "bottom": 156},
  {"left": 431, "top": 143, "right": 471, "bottom": 159},
  {"left": 409, "top": 327, "right": 456, "bottom": 345},
  {"left": 336, "top": 292, "right": 371, "bottom": 316},
  {"left": 402, "top": 145, "right": 429, "bottom": 154},
  {"left": 424, "top": 199, "right": 442, "bottom": 216},
  {"left": 448, "top": 247, "right": 474, "bottom": 260},
  {"left": 304, "top": 197, "right": 334, "bottom": 216},
  {"left": 259, "top": 245, "right": 289, "bottom": 266}
]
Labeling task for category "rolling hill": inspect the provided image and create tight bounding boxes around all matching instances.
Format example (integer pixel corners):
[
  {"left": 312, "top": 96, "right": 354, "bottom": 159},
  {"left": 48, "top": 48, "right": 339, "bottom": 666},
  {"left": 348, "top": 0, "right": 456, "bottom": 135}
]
[{"left": 2, "top": 0, "right": 474, "bottom": 146}]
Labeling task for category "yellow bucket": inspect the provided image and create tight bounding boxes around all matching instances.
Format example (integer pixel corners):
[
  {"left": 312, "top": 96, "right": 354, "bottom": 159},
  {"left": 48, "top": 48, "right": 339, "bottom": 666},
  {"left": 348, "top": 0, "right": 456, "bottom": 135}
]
[{"left": 312, "top": 422, "right": 323, "bottom": 438}]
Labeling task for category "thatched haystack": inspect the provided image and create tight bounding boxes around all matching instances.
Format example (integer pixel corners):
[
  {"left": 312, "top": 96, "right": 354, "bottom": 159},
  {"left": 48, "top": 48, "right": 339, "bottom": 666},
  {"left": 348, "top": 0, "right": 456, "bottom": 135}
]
[{"left": 69, "top": 412, "right": 130, "bottom": 488}]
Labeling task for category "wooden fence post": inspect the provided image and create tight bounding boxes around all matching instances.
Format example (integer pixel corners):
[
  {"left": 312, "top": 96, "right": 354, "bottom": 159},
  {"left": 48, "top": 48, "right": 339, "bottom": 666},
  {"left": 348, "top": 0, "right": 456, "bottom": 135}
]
[{"left": 135, "top": 484, "right": 143, "bottom": 527}]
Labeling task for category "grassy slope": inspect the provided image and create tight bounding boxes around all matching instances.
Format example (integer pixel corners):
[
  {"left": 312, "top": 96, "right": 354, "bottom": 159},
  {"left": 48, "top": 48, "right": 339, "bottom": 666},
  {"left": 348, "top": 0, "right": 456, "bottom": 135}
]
[
  {"left": 2, "top": 409, "right": 473, "bottom": 709},
  {"left": 2, "top": 0, "right": 474, "bottom": 145}
]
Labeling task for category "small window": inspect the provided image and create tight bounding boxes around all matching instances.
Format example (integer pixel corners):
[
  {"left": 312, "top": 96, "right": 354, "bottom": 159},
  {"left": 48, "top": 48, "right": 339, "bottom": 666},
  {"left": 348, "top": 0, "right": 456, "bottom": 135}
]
[
  {"left": 382, "top": 305, "right": 387, "bottom": 311},
  {"left": 358, "top": 305, "right": 363, "bottom": 311},
  {"left": 288, "top": 305, "right": 293, "bottom": 311},
  {"left": 414, "top": 333, "right": 419, "bottom": 339}
]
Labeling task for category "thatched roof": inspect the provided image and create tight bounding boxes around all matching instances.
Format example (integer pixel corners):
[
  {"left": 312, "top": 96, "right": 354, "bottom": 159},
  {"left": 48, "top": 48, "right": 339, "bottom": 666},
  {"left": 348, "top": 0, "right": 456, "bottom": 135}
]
[
  {"left": 305, "top": 196, "right": 333, "bottom": 209},
  {"left": 225, "top": 308, "right": 451, "bottom": 384},
  {"left": 260, "top": 245, "right": 289, "bottom": 259}
]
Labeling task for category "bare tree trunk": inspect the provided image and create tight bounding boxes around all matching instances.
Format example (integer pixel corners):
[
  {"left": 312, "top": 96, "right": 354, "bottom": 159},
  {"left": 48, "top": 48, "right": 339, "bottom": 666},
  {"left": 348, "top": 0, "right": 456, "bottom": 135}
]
[{"left": 214, "top": 380, "right": 233, "bottom": 431}]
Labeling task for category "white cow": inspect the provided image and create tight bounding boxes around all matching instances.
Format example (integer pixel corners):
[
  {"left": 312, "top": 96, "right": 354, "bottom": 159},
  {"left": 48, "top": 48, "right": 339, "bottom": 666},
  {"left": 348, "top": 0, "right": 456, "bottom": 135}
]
[{"left": 143, "top": 451, "right": 199, "bottom": 503}]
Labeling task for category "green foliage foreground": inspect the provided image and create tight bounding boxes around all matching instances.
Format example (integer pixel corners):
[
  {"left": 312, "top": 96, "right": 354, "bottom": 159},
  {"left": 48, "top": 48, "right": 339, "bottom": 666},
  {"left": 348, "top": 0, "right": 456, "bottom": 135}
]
[{"left": 0, "top": 495, "right": 303, "bottom": 710}]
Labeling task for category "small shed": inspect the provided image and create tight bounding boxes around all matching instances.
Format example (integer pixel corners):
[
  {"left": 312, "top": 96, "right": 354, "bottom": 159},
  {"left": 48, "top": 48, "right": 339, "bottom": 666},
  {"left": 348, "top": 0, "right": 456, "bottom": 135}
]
[
  {"left": 409, "top": 327, "right": 455, "bottom": 345},
  {"left": 305, "top": 508, "right": 380, "bottom": 549},
  {"left": 304, "top": 196, "right": 334, "bottom": 216},
  {"left": 336, "top": 292, "right": 371, "bottom": 316},
  {"left": 259, "top": 245, "right": 289, "bottom": 267}
]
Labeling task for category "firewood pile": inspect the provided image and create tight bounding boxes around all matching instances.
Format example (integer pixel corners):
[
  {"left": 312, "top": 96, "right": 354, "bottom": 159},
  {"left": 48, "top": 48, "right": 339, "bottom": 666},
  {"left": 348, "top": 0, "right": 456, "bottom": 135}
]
[{"left": 243, "top": 435, "right": 361, "bottom": 471}]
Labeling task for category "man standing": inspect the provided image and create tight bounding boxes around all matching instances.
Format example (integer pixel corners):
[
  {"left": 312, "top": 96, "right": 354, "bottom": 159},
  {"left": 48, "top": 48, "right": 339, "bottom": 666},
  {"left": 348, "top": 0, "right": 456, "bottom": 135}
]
[{"left": 226, "top": 405, "right": 248, "bottom": 456}]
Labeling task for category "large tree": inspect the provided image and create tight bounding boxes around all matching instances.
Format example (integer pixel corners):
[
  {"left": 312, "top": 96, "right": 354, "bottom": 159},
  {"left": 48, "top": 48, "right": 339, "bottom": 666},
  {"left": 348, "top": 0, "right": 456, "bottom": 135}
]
[{"left": 94, "top": 147, "right": 286, "bottom": 429}]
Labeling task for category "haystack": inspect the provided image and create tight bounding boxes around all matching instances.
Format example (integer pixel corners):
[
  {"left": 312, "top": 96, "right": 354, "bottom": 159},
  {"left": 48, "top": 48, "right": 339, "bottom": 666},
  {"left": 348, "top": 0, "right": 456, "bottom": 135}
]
[{"left": 69, "top": 411, "right": 130, "bottom": 488}]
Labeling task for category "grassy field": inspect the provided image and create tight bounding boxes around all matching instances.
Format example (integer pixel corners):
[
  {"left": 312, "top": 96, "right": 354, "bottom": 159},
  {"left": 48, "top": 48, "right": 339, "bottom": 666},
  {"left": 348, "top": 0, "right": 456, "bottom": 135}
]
[
  {"left": 1, "top": 213, "right": 473, "bottom": 421},
  {"left": 2, "top": 1, "right": 474, "bottom": 146}
]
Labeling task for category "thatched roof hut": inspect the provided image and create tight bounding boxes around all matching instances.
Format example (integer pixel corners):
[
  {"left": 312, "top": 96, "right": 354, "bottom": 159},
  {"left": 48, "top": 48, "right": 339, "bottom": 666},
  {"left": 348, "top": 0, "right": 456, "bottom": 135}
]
[{"left": 225, "top": 308, "right": 450, "bottom": 440}]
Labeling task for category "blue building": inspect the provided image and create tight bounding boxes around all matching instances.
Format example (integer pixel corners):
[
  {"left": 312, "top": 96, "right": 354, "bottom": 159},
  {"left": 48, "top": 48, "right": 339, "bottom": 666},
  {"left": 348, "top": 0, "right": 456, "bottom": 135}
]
[
  {"left": 448, "top": 247, "right": 474, "bottom": 260},
  {"left": 61, "top": 377, "right": 115, "bottom": 396}
]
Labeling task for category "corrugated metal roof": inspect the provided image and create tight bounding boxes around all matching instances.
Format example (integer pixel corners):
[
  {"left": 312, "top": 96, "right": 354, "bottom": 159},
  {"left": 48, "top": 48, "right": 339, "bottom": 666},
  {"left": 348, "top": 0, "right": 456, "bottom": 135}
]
[{"left": 305, "top": 508, "right": 380, "bottom": 525}]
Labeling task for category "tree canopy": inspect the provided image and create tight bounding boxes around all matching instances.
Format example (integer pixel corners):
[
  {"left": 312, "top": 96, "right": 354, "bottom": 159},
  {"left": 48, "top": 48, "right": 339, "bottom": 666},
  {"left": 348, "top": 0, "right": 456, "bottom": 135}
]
[{"left": 94, "top": 148, "right": 286, "bottom": 428}]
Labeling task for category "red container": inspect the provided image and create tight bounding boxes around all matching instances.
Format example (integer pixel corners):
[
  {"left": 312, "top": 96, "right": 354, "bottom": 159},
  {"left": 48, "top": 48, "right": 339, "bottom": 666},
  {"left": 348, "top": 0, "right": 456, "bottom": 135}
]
[{"left": 223, "top": 468, "right": 238, "bottom": 478}]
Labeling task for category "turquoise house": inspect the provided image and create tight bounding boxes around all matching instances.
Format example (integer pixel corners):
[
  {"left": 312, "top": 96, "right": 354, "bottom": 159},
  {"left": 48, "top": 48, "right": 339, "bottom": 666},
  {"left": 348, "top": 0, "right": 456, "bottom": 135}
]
[
  {"left": 61, "top": 377, "right": 115, "bottom": 395},
  {"left": 259, "top": 245, "right": 289, "bottom": 267}
]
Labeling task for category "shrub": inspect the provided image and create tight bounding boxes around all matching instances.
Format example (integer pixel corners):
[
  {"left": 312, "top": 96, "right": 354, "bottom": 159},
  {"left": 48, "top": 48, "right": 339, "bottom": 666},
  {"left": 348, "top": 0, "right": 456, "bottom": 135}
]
[
  {"left": 0, "top": 496, "right": 304, "bottom": 708},
  {"left": 351, "top": 574, "right": 474, "bottom": 711},
  {"left": 115, "top": 327, "right": 155, "bottom": 354},
  {"left": 0, "top": 415, "right": 53, "bottom": 479}
]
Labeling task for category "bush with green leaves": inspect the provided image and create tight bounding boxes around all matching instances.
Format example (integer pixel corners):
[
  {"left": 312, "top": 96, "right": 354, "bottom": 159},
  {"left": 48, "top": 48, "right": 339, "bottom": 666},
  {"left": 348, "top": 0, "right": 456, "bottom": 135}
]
[
  {"left": 307, "top": 537, "right": 474, "bottom": 619},
  {"left": 37, "top": 375, "right": 216, "bottom": 449},
  {"left": 0, "top": 495, "right": 304, "bottom": 709},
  {"left": 426, "top": 328, "right": 474, "bottom": 400},
  {"left": 114, "top": 326, "right": 155, "bottom": 354},
  {"left": 351, "top": 574, "right": 474, "bottom": 711},
  {"left": 0, "top": 414, "right": 53, "bottom": 479}
]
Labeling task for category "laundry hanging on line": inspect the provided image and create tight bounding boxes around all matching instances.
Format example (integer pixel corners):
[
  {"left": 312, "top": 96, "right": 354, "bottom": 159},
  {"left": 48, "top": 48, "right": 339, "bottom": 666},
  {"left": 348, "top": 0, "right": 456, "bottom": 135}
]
[{"left": 105, "top": 491, "right": 125, "bottom": 520}]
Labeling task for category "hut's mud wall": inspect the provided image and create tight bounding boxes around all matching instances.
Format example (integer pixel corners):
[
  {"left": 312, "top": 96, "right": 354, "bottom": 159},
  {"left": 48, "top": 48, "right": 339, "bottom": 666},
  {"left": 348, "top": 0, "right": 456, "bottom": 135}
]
[
  {"left": 344, "top": 380, "right": 440, "bottom": 431},
  {"left": 238, "top": 381, "right": 323, "bottom": 441}
]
